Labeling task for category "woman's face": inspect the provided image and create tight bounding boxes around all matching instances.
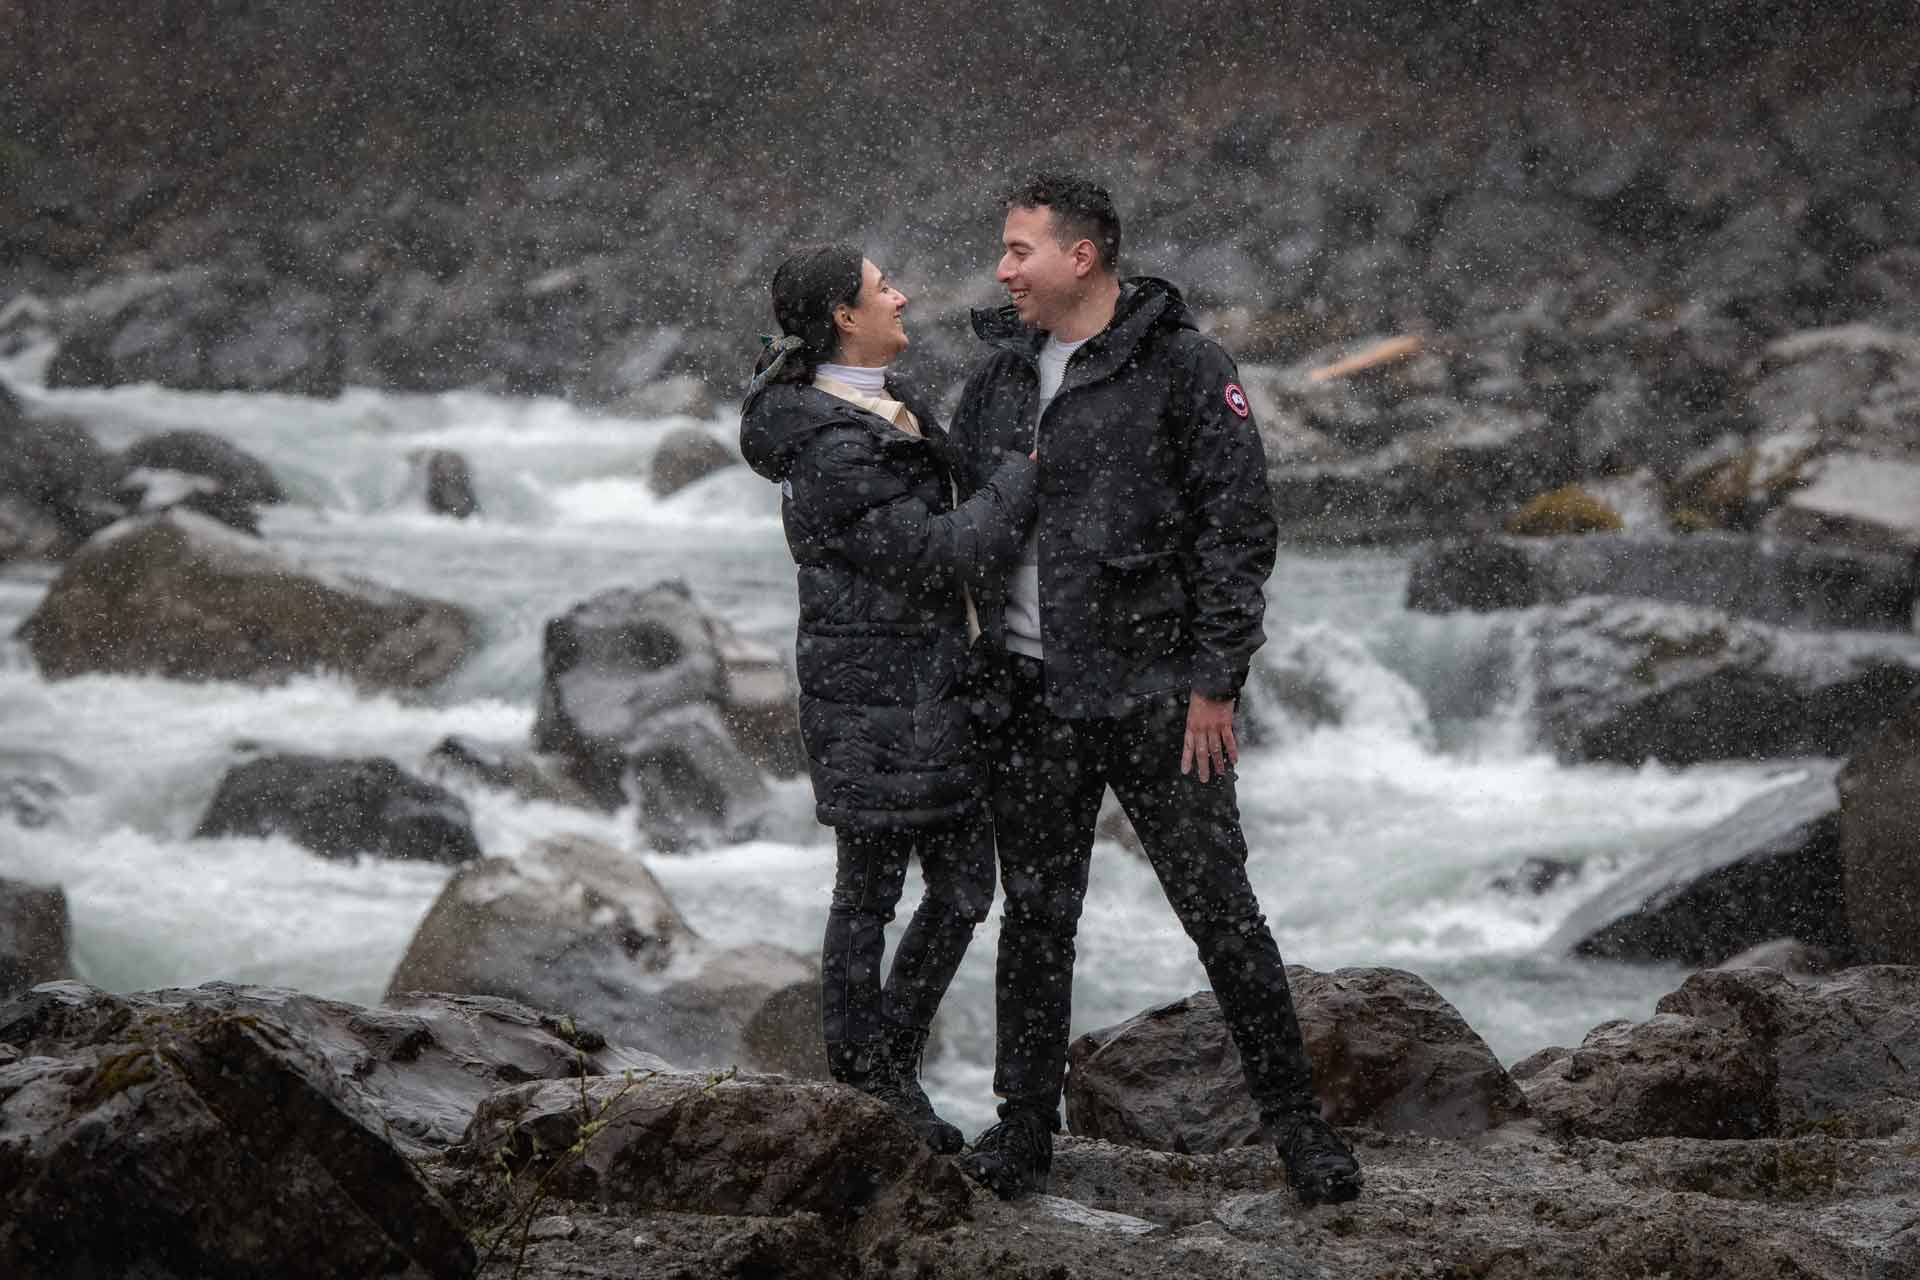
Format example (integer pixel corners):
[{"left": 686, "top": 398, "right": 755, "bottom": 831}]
[{"left": 834, "top": 259, "right": 909, "bottom": 366}]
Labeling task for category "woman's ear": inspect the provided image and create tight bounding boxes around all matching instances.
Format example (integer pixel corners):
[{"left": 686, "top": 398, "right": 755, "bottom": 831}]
[{"left": 833, "top": 304, "right": 857, "bottom": 336}]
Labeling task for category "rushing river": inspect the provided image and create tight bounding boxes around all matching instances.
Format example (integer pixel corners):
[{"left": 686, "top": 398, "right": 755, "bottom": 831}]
[{"left": 0, "top": 342, "right": 1806, "bottom": 1134}]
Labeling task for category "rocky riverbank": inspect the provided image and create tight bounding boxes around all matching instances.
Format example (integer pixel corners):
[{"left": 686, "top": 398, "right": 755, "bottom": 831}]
[{"left": 4, "top": 963, "right": 1917, "bottom": 1279}]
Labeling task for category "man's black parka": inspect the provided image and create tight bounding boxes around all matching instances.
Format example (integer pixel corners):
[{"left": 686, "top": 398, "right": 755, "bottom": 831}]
[
  {"left": 948, "top": 276, "right": 1278, "bottom": 719},
  {"left": 741, "top": 379, "right": 1037, "bottom": 831}
]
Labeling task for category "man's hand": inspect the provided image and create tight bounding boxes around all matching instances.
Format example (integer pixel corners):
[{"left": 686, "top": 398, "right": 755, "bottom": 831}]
[{"left": 1181, "top": 693, "right": 1238, "bottom": 783}]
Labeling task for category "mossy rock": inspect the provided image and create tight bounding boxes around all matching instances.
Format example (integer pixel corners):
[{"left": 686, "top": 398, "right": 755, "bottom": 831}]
[{"left": 1505, "top": 485, "right": 1624, "bottom": 536}]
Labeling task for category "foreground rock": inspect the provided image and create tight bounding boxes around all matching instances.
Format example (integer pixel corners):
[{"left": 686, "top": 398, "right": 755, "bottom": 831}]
[
  {"left": 20, "top": 509, "right": 472, "bottom": 689},
  {"left": 1065, "top": 969, "right": 1527, "bottom": 1152},
  {"left": 1522, "top": 965, "right": 1920, "bottom": 1143},
  {"left": 195, "top": 753, "right": 482, "bottom": 864},
  {"left": 1548, "top": 762, "right": 1850, "bottom": 966},
  {"left": 0, "top": 878, "right": 71, "bottom": 998},
  {"left": 386, "top": 835, "right": 812, "bottom": 1070},
  {"left": 0, "top": 981, "right": 479, "bottom": 1279},
  {"left": 533, "top": 581, "right": 792, "bottom": 848},
  {"left": 1407, "top": 532, "right": 1919, "bottom": 632},
  {"left": 1838, "top": 692, "right": 1920, "bottom": 963},
  {"left": 456, "top": 1073, "right": 968, "bottom": 1236},
  {"left": 1533, "top": 597, "right": 1920, "bottom": 763}
]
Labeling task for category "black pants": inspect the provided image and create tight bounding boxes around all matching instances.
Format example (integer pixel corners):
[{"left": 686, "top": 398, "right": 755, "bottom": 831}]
[
  {"left": 821, "top": 817, "right": 995, "bottom": 1075},
  {"left": 989, "top": 655, "right": 1316, "bottom": 1126}
]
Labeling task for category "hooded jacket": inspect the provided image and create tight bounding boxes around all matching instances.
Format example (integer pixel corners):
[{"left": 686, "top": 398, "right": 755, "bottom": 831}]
[
  {"left": 948, "top": 277, "right": 1277, "bottom": 719},
  {"left": 741, "top": 378, "right": 1037, "bottom": 831}
]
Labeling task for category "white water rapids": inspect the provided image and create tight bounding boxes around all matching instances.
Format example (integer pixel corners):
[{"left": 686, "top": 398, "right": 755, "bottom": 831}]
[{"left": 0, "top": 343, "right": 1808, "bottom": 1134}]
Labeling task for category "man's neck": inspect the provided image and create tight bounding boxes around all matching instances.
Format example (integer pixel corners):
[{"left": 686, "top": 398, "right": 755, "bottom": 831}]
[{"left": 1047, "top": 276, "right": 1121, "bottom": 344}]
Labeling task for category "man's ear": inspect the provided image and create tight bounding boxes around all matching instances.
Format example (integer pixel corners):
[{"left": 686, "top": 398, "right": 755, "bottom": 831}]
[{"left": 1072, "top": 239, "right": 1098, "bottom": 278}]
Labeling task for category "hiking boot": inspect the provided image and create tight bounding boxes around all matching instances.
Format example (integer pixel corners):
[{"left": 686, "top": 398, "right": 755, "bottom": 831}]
[
  {"left": 957, "top": 1109, "right": 1053, "bottom": 1200},
  {"left": 1271, "top": 1111, "right": 1363, "bottom": 1206},
  {"left": 877, "top": 1025, "right": 964, "bottom": 1154},
  {"left": 827, "top": 1036, "right": 963, "bottom": 1154}
]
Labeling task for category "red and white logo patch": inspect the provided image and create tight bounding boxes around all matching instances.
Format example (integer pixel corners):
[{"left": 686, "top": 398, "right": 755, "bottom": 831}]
[{"left": 1223, "top": 382, "right": 1250, "bottom": 418}]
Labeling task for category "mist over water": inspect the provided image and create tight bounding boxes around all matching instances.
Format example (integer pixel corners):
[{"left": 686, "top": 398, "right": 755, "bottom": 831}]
[{"left": 0, "top": 349, "right": 1805, "bottom": 1134}]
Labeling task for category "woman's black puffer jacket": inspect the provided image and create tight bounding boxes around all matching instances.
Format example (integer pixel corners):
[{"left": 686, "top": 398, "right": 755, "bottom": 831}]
[{"left": 741, "top": 379, "right": 1036, "bottom": 831}]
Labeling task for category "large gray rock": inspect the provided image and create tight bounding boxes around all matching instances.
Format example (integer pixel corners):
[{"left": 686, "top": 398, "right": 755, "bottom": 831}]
[
  {"left": 1532, "top": 598, "right": 1920, "bottom": 764},
  {"left": 456, "top": 1072, "right": 969, "bottom": 1232},
  {"left": 1523, "top": 965, "right": 1920, "bottom": 1142},
  {"left": 647, "top": 426, "right": 736, "bottom": 497},
  {"left": 112, "top": 429, "right": 285, "bottom": 506},
  {"left": 194, "top": 753, "right": 482, "bottom": 864},
  {"left": 1407, "top": 533, "right": 1918, "bottom": 632},
  {"left": 0, "top": 878, "right": 70, "bottom": 999},
  {"left": 1838, "top": 692, "right": 1920, "bottom": 964},
  {"left": 1741, "top": 324, "right": 1920, "bottom": 441},
  {"left": 385, "top": 835, "right": 811, "bottom": 1071},
  {"left": 1765, "top": 450, "right": 1920, "bottom": 557},
  {"left": 0, "top": 981, "right": 478, "bottom": 1279},
  {"left": 532, "top": 581, "right": 779, "bottom": 845},
  {"left": 0, "top": 394, "right": 119, "bottom": 560},
  {"left": 1065, "top": 969, "right": 1527, "bottom": 1152},
  {"left": 1547, "top": 762, "right": 1850, "bottom": 965},
  {"left": 19, "top": 509, "right": 471, "bottom": 689}
]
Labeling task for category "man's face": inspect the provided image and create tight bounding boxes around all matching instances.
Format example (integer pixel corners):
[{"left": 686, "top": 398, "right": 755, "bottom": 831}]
[{"left": 997, "top": 204, "right": 1085, "bottom": 332}]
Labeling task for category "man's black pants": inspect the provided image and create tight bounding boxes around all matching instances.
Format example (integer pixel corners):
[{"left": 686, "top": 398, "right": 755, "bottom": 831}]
[
  {"left": 822, "top": 817, "right": 995, "bottom": 1076},
  {"left": 989, "top": 655, "right": 1316, "bottom": 1126}
]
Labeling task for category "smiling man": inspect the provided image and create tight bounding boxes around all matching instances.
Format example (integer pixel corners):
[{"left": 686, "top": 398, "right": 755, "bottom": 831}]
[{"left": 948, "top": 173, "right": 1362, "bottom": 1207}]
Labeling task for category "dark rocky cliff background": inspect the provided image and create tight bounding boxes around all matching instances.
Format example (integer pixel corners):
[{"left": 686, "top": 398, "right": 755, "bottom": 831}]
[{"left": 4, "top": 0, "right": 1917, "bottom": 409}]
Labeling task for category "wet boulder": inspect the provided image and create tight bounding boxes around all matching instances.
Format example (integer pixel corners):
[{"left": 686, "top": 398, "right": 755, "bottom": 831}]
[
  {"left": 386, "top": 835, "right": 811, "bottom": 1070},
  {"left": 1764, "top": 450, "right": 1920, "bottom": 558},
  {"left": 0, "top": 981, "right": 475, "bottom": 1279},
  {"left": 112, "top": 429, "right": 285, "bottom": 506},
  {"left": 1740, "top": 324, "right": 1920, "bottom": 440},
  {"left": 532, "top": 581, "right": 779, "bottom": 844},
  {"left": 1523, "top": 965, "right": 1920, "bottom": 1141},
  {"left": 1838, "top": 692, "right": 1920, "bottom": 964},
  {"left": 195, "top": 753, "right": 481, "bottom": 864},
  {"left": 415, "top": 448, "right": 478, "bottom": 518},
  {"left": 47, "top": 267, "right": 343, "bottom": 397},
  {"left": 1407, "top": 533, "right": 1918, "bottom": 632},
  {"left": 648, "top": 426, "right": 737, "bottom": 497},
  {"left": 0, "top": 394, "right": 120, "bottom": 560},
  {"left": 1547, "top": 762, "right": 1851, "bottom": 966},
  {"left": 1532, "top": 598, "right": 1920, "bottom": 764},
  {"left": 1266, "top": 401, "right": 1569, "bottom": 544},
  {"left": 0, "top": 878, "right": 71, "bottom": 999},
  {"left": 422, "top": 734, "right": 598, "bottom": 809},
  {"left": 456, "top": 1071, "right": 969, "bottom": 1232},
  {"left": 1064, "top": 968, "right": 1528, "bottom": 1152},
  {"left": 20, "top": 508, "right": 471, "bottom": 689}
]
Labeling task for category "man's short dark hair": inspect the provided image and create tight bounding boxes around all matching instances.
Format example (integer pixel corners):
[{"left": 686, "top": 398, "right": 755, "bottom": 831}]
[{"left": 1004, "top": 173, "right": 1121, "bottom": 273}]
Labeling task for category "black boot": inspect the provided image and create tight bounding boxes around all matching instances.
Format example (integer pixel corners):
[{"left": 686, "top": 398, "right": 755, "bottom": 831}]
[
  {"left": 827, "top": 1036, "right": 963, "bottom": 1155},
  {"left": 875, "top": 1024, "right": 964, "bottom": 1154},
  {"left": 957, "top": 1107, "right": 1053, "bottom": 1200},
  {"left": 1268, "top": 1109, "right": 1362, "bottom": 1206}
]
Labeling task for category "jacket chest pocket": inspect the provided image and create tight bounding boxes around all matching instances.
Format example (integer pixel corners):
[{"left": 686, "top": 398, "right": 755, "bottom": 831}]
[{"left": 1095, "top": 550, "right": 1187, "bottom": 655}]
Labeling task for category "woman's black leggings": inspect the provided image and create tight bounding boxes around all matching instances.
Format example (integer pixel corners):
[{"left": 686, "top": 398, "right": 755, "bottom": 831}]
[{"left": 821, "top": 817, "right": 996, "bottom": 1072}]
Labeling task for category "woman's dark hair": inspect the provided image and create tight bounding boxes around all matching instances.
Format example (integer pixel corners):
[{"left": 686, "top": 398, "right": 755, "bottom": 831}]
[{"left": 749, "top": 245, "right": 864, "bottom": 392}]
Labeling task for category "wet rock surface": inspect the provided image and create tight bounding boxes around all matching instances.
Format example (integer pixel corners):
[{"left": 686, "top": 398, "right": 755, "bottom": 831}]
[
  {"left": 533, "top": 581, "right": 781, "bottom": 846},
  {"left": 0, "top": 878, "right": 70, "bottom": 999},
  {"left": 1407, "top": 533, "right": 1920, "bottom": 631},
  {"left": 1549, "top": 762, "right": 1851, "bottom": 966},
  {"left": 1838, "top": 692, "right": 1920, "bottom": 964},
  {"left": 386, "top": 834, "right": 811, "bottom": 1072},
  {"left": 3, "top": 968, "right": 1918, "bottom": 1278},
  {"left": 195, "top": 752, "right": 483, "bottom": 864},
  {"left": 19, "top": 508, "right": 473, "bottom": 689},
  {"left": 1066, "top": 970, "right": 1528, "bottom": 1151},
  {"left": 1532, "top": 598, "right": 1920, "bottom": 764}
]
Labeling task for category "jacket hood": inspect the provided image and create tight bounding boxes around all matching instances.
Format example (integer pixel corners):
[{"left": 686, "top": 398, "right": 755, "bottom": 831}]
[
  {"left": 740, "top": 379, "right": 935, "bottom": 483},
  {"left": 969, "top": 276, "right": 1195, "bottom": 369}
]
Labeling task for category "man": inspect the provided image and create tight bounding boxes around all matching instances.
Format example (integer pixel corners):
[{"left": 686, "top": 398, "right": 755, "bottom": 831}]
[{"left": 947, "top": 174, "right": 1362, "bottom": 1206}]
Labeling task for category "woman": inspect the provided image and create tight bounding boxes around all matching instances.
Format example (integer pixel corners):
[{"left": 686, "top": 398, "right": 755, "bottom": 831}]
[{"left": 740, "top": 246, "right": 1036, "bottom": 1151}]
